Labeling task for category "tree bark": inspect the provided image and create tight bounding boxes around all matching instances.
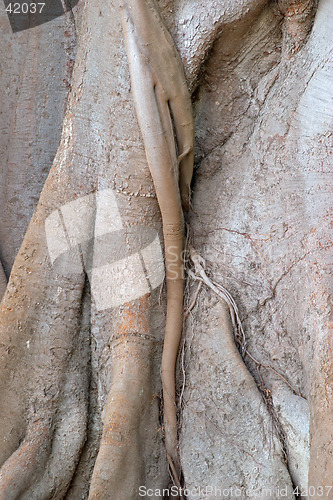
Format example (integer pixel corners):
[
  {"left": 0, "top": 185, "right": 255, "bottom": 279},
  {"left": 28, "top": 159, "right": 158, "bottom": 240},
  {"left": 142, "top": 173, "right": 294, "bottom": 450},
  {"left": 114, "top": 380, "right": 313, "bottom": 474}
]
[{"left": 0, "top": 0, "right": 332, "bottom": 498}]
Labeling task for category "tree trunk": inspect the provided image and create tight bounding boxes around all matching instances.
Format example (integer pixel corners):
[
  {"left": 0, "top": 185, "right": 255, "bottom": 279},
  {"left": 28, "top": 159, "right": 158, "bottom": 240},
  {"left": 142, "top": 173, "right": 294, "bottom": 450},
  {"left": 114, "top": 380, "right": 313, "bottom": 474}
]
[
  {"left": 0, "top": 1, "right": 77, "bottom": 279},
  {"left": 0, "top": 0, "right": 331, "bottom": 498}
]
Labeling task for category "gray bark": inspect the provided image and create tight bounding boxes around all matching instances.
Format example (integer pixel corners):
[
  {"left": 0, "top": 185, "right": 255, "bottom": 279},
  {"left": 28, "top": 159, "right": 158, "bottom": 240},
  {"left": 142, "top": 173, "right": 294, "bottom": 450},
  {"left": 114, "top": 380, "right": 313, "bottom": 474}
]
[
  {"left": 181, "top": 0, "right": 332, "bottom": 495},
  {"left": 0, "top": 1, "right": 77, "bottom": 277},
  {"left": 0, "top": 0, "right": 331, "bottom": 498}
]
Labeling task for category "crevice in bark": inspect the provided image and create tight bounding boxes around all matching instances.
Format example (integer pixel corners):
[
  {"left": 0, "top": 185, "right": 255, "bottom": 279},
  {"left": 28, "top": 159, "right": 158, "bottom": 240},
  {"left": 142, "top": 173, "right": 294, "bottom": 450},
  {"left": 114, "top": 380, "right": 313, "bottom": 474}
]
[
  {"left": 0, "top": 260, "right": 7, "bottom": 301},
  {"left": 277, "top": 0, "right": 319, "bottom": 56},
  {"left": 256, "top": 382, "right": 301, "bottom": 497},
  {"left": 62, "top": 0, "right": 78, "bottom": 91},
  {"left": 63, "top": 0, "right": 78, "bottom": 37}
]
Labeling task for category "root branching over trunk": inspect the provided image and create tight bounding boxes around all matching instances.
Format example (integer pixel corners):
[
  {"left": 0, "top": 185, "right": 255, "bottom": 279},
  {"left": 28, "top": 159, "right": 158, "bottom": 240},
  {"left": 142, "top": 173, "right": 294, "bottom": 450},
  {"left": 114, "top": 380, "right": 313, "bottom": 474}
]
[{"left": 119, "top": 0, "right": 194, "bottom": 489}]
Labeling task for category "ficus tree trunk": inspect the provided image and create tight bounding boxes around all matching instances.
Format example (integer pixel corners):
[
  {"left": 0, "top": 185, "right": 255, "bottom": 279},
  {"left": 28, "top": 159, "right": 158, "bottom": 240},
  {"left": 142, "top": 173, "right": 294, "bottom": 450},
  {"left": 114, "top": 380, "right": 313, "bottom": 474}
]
[{"left": 0, "top": 0, "right": 332, "bottom": 499}]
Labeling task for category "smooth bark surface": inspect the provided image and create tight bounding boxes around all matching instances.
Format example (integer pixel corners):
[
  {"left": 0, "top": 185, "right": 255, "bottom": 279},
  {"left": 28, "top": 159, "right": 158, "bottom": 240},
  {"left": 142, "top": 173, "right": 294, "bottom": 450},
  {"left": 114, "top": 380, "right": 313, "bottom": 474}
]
[{"left": 0, "top": 2, "right": 77, "bottom": 278}]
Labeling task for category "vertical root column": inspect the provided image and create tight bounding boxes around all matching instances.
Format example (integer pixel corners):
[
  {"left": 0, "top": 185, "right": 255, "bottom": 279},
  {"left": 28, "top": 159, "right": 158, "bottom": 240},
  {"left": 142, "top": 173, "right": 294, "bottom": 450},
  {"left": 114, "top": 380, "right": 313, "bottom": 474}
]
[
  {"left": 161, "top": 226, "right": 185, "bottom": 488},
  {"left": 119, "top": 0, "right": 194, "bottom": 493},
  {"left": 89, "top": 295, "right": 161, "bottom": 499}
]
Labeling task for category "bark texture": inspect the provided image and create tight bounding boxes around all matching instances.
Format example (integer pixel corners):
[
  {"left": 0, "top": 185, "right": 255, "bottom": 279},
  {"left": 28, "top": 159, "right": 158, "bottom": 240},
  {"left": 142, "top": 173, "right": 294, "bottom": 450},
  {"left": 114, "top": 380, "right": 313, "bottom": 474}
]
[
  {"left": 0, "top": 0, "right": 332, "bottom": 498},
  {"left": 0, "top": 1, "right": 77, "bottom": 280},
  {"left": 181, "top": 0, "right": 332, "bottom": 495}
]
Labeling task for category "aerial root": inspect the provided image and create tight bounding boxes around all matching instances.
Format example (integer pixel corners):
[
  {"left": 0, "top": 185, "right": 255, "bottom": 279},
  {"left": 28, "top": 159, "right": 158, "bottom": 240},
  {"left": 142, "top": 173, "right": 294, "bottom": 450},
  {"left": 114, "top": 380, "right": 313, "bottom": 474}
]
[
  {"left": 188, "top": 245, "right": 246, "bottom": 354},
  {"left": 188, "top": 245, "right": 303, "bottom": 397},
  {"left": 167, "top": 453, "right": 183, "bottom": 499}
]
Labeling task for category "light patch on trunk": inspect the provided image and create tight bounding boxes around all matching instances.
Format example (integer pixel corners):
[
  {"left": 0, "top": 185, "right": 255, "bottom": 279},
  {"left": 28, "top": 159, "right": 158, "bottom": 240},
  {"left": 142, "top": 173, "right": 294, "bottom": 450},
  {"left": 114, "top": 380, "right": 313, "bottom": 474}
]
[
  {"left": 89, "top": 253, "right": 150, "bottom": 310},
  {"left": 45, "top": 189, "right": 165, "bottom": 309},
  {"left": 95, "top": 189, "right": 123, "bottom": 236},
  {"left": 61, "top": 192, "right": 96, "bottom": 246},
  {"left": 141, "top": 234, "right": 165, "bottom": 289},
  {"left": 45, "top": 210, "right": 69, "bottom": 264}
]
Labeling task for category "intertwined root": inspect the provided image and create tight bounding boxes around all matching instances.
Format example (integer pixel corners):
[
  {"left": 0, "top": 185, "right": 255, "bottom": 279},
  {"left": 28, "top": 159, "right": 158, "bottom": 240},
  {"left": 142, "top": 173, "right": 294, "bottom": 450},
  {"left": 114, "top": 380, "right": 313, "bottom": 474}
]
[{"left": 119, "top": 0, "right": 194, "bottom": 489}]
